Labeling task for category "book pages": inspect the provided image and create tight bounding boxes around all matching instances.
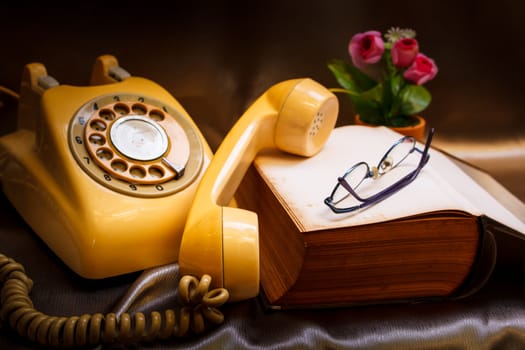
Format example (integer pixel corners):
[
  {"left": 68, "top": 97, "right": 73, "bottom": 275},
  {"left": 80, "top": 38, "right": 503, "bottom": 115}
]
[{"left": 253, "top": 125, "right": 525, "bottom": 234}]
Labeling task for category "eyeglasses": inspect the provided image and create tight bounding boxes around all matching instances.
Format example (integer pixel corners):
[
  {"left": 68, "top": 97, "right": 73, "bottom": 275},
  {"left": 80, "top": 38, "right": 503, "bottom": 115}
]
[{"left": 324, "top": 128, "right": 435, "bottom": 214}]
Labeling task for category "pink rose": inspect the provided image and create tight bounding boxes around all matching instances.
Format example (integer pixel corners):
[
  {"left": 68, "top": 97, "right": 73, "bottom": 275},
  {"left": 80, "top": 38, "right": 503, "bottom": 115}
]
[
  {"left": 348, "top": 31, "right": 385, "bottom": 69},
  {"left": 391, "top": 38, "right": 419, "bottom": 68},
  {"left": 403, "top": 53, "right": 438, "bottom": 85}
]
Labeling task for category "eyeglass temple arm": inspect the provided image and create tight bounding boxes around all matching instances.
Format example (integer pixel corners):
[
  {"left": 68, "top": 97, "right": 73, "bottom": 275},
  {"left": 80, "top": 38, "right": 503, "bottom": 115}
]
[
  {"left": 417, "top": 127, "right": 434, "bottom": 167},
  {"left": 324, "top": 197, "right": 362, "bottom": 214},
  {"left": 337, "top": 168, "right": 418, "bottom": 208}
]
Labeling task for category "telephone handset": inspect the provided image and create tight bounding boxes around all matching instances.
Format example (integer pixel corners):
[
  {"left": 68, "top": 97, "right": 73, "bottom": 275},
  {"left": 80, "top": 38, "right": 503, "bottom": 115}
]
[
  {"left": 0, "top": 55, "right": 212, "bottom": 279},
  {"left": 179, "top": 78, "right": 339, "bottom": 301}
]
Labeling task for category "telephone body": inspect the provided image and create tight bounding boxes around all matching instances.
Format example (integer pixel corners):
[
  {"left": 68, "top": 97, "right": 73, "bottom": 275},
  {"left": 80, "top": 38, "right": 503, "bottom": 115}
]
[{"left": 0, "top": 55, "right": 212, "bottom": 279}]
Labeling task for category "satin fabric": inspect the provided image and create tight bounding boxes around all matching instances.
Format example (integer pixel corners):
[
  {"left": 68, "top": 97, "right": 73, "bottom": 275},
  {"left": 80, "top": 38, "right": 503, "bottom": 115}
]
[
  {"left": 1, "top": 188, "right": 525, "bottom": 350},
  {"left": 1, "top": 2, "right": 525, "bottom": 349}
]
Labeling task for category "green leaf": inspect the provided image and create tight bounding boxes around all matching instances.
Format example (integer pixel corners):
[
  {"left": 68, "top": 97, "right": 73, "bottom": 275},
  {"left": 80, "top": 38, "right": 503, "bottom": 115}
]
[
  {"left": 390, "top": 74, "right": 403, "bottom": 96},
  {"left": 387, "top": 74, "right": 404, "bottom": 118},
  {"left": 389, "top": 115, "right": 420, "bottom": 127},
  {"left": 360, "top": 84, "right": 383, "bottom": 104},
  {"left": 399, "top": 85, "right": 432, "bottom": 115},
  {"left": 327, "top": 59, "right": 377, "bottom": 94},
  {"left": 352, "top": 84, "right": 384, "bottom": 124}
]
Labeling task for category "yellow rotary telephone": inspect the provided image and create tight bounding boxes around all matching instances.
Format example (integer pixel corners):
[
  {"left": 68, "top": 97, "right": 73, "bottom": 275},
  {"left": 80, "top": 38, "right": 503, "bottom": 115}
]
[
  {"left": 0, "top": 55, "right": 338, "bottom": 346},
  {"left": 0, "top": 55, "right": 212, "bottom": 280}
]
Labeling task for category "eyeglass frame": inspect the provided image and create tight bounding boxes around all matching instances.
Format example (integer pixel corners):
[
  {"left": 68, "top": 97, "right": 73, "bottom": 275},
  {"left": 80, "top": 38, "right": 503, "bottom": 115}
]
[{"left": 324, "top": 128, "right": 435, "bottom": 214}]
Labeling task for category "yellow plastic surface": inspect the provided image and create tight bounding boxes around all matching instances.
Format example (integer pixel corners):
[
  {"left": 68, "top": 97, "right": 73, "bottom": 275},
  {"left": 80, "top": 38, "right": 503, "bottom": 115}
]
[{"left": 0, "top": 60, "right": 212, "bottom": 279}]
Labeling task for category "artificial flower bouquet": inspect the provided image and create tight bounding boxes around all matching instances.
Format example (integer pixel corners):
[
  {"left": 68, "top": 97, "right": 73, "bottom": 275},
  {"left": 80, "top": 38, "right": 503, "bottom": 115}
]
[{"left": 328, "top": 27, "right": 438, "bottom": 127}]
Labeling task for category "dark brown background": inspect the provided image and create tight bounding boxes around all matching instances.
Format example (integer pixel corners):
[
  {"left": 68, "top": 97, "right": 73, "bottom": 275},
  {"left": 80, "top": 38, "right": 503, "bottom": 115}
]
[
  {"left": 1, "top": 1, "right": 525, "bottom": 349},
  {"left": 2, "top": 2, "right": 524, "bottom": 140}
]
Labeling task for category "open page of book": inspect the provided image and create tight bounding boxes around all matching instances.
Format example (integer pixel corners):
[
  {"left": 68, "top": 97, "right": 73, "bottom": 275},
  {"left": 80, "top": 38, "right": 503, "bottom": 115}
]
[{"left": 254, "top": 125, "right": 525, "bottom": 234}]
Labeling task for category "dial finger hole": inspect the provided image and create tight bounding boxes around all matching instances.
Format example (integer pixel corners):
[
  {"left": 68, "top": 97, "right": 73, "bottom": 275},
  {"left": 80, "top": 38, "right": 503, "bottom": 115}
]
[
  {"left": 70, "top": 93, "right": 203, "bottom": 196},
  {"left": 132, "top": 103, "right": 147, "bottom": 115},
  {"left": 96, "top": 148, "right": 113, "bottom": 161},
  {"left": 99, "top": 109, "right": 116, "bottom": 121},
  {"left": 149, "top": 109, "right": 165, "bottom": 122},
  {"left": 114, "top": 103, "right": 130, "bottom": 116},
  {"left": 129, "top": 166, "right": 146, "bottom": 179},
  {"left": 89, "top": 119, "right": 107, "bottom": 132},
  {"left": 148, "top": 166, "right": 165, "bottom": 179},
  {"left": 111, "top": 159, "right": 128, "bottom": 173},
  {"left": 88, "top": 133, "right": 106, "bottom": 146}
]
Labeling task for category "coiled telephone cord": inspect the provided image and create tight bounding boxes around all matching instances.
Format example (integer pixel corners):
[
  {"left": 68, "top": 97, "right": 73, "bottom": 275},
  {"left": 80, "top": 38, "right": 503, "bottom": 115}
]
[{"left": 0, "top": 253, "right": 229, "bottom": 347}]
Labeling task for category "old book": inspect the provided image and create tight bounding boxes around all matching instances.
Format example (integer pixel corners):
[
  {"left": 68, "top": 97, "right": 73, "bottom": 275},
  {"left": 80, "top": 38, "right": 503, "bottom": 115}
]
[{"left": 236, "top": 125, "right": 525, "bottom": 309}]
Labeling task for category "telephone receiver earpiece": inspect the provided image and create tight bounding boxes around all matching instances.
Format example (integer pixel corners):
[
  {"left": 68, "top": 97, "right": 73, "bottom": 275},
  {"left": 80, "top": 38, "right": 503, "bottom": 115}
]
[{"left": 178, "top": 78, "right": 339, "bottom": 301}]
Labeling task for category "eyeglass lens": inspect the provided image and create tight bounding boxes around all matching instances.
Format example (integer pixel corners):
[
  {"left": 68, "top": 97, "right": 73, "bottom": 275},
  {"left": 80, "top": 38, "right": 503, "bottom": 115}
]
[
  {"left": 331, "top": 163, "right": 369, "bottom": 205},
  {"left": 378, "top": 137, "right": 416, "bottom": 175},
  {"left": 331, "top": 137, "right": 419, "bottom": 209}
]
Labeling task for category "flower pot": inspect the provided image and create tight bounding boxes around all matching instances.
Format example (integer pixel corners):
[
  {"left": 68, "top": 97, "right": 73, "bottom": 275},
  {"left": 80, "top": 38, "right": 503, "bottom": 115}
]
[{"left": 354, "top": 114, "right": 427, "bottom": 140}]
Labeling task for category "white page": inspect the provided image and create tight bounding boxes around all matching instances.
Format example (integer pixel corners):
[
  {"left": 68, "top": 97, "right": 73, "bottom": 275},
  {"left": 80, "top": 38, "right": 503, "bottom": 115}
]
[{"left": 254, "top": 125, "right": 525, "bottom": 234}]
